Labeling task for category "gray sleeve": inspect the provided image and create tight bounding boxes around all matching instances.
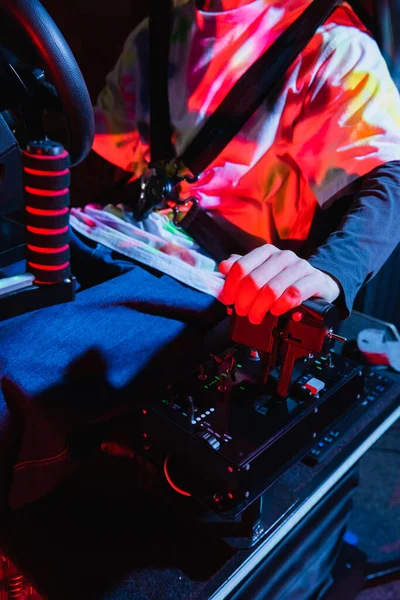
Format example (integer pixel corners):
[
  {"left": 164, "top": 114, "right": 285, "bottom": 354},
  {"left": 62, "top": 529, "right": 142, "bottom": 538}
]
[{"left": 308, "top": 161, "right": 400, "bottom": 317}]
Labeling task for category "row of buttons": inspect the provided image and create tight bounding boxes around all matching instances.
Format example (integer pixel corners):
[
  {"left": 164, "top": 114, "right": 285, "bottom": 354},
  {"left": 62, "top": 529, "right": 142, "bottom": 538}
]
[
  {"left": 195, "top": 407, "right": 215, "bottom": 422},
  {"left": 303, "top": 369, "right": 393, "bottom": 467},
  {"left": 308, "top": 429, "right": 340, "bottom": 460},
  {"left": 361, "top": 371, "right": 392, "bottom": 407}
]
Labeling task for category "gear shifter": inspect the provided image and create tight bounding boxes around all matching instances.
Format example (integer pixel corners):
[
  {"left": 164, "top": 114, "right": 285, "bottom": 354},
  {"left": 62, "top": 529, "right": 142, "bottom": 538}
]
[{"left": 229, "top": 298, "right": 343, "bottom": 397}]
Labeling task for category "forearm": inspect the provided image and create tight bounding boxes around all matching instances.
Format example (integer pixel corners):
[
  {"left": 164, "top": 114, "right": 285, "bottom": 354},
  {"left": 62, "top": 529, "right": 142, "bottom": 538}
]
[{"left": 308, "top": 161, "right": 400, "bottom": 317}]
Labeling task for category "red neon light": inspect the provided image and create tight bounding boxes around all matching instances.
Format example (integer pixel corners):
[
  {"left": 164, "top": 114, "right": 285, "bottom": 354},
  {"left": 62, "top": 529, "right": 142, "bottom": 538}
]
[
  {"left": 28, "top": 261, "right": 69, "bottom": 272},
  {"left": 14, "top": 447, "right": 70, "bottom": 470},
  {"left": 27, "top": 244, "right": 69, "bottom": 254},
  {"left": 25, "top": 186, "right": 69, "bottom": 197},
  {"left": 27, "top": 225, "right": 69, "bottom": 235},
  {"left": 26, "top": 206, "right": 69, "bottom": 217},
  {"left": 24, "top": 168, "right": 69, "bottom": 177},
  {"left": 23, "top": 150, "right": 69, "bottom": 160},
  {"left": 34, "top": 280, "right": 54, "bottom": 285},
  {"left": 163, "top": 457, "right": 192, "bottom": 497}
]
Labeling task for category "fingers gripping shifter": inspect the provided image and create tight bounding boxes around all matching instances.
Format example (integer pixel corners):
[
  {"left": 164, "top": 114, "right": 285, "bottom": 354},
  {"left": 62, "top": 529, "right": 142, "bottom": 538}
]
[{"left": 229, "top": 299, "right": 344, "bottom": 398}]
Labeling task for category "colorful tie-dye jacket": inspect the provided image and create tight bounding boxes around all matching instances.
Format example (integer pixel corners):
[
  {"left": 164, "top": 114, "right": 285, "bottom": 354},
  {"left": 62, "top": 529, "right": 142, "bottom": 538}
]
[{"left": 90, "top": 0, "right": 400, "bottom": 313}]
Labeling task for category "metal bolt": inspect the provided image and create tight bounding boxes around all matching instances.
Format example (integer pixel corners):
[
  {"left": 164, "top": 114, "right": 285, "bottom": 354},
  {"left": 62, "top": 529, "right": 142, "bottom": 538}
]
[
  {"left": 326, "top": 331, "right": 347, "bottom": 344},
  {"left": 253, "top": 524, "right": 265, "bottom": 537}
]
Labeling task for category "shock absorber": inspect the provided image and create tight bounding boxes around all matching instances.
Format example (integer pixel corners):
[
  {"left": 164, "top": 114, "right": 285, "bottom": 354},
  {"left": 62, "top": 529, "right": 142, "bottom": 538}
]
[
  {"left": 22, "top": 140, "right": 71, "bottom": 285},
  {"left": 0, "top": 550, "right": 43, "bottom": 599}
]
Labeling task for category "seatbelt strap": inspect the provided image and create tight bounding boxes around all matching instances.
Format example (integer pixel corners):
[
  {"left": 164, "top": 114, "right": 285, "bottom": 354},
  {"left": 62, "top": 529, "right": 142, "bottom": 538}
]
[
  {"left": 149, "top": 0, "right": 175, "bottom": 163},
  {"left": 177, "top": 199, "right": 248, "bottom": 261}
]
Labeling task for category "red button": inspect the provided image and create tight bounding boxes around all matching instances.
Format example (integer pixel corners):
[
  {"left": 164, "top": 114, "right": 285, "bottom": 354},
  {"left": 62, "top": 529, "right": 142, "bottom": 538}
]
[{"left": 292, "top": 311, "right": 304, "bottom": 322}]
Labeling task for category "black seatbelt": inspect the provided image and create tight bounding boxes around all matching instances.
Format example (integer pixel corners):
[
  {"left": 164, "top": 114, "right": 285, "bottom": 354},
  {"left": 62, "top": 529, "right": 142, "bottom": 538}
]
[
  {"left": 111, "top": 0, "right": 342, "bottom": 261},
  {"left": 149, "top": 0, "right": 175, "bottom": 163}
]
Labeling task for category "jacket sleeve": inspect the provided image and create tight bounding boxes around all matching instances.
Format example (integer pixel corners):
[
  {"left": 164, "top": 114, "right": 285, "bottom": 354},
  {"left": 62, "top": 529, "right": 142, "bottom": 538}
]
[
  {"left": 308, "top": 161, "right": 400, "bottom": 316},
  {"left": 291, "top": 26, "right": 400, "bottom": 316}
]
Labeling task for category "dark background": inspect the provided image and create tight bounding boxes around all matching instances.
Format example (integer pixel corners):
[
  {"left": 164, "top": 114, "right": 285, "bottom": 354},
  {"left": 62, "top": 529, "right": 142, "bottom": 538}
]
[{"left": 40, "top": 0, "right": 148, "bottom": 102}]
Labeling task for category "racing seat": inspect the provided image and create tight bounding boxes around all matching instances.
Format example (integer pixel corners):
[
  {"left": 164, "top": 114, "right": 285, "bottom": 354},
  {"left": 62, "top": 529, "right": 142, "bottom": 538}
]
[{"left": 370, "top": 0, "right": 400, "bottom": 88}]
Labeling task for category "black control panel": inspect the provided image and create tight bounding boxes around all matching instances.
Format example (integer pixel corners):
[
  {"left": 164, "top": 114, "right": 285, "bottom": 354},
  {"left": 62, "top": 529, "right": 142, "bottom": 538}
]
[
  {"left": 139, "top": 346, "right": 364, "bottom": 517},
  {"left": 302, "top": 369, "right": 393, "bottom": 466}
]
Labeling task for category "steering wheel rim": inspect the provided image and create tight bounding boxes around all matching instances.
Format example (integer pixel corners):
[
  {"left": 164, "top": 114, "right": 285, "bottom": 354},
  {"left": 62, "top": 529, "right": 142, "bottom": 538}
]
[{"left": 1, "top": 0, "right": 95, "bottom": 166}]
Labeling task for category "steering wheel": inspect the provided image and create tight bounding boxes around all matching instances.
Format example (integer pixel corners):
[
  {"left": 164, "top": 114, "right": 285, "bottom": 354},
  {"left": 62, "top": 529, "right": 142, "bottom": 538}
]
[{"left": 0, "top": 0, "right": 94, "bottom": 167}]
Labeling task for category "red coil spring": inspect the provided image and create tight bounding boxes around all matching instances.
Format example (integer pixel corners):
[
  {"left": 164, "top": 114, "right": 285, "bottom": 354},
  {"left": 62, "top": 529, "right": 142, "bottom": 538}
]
[{"left": 8, "top": 574, "right": 24, "bottom": 600}]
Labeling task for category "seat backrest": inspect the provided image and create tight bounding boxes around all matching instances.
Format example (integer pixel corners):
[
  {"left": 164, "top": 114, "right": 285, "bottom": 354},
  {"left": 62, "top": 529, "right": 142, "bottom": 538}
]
[
  {"left": 376, "top": 0, "right": 400, "bottom": 89},
  {"left": 350, "top": 0, "right": 400, "bottom": 89}
]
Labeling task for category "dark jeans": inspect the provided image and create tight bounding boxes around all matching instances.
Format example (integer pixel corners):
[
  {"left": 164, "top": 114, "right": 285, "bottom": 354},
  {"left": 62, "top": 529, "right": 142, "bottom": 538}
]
[{"left": 0, "top": 231, "right": 226, "bottom": 511}]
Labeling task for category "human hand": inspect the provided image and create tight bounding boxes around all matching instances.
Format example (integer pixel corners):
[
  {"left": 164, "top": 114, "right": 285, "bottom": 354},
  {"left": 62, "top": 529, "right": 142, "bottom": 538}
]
[{"left": 218, "top": 245, "right": 340, "bottom": 324}]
